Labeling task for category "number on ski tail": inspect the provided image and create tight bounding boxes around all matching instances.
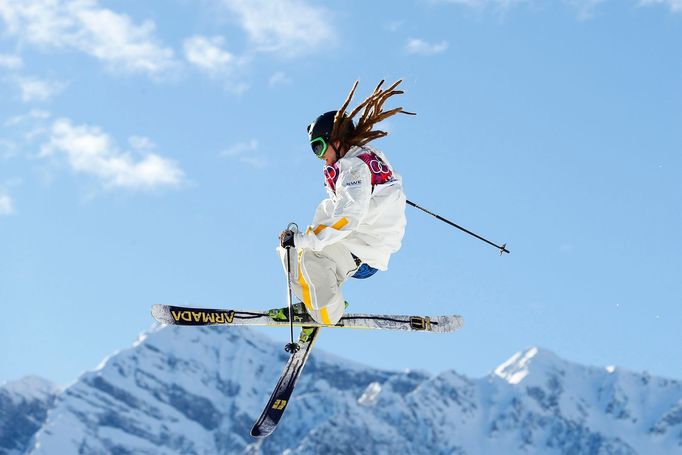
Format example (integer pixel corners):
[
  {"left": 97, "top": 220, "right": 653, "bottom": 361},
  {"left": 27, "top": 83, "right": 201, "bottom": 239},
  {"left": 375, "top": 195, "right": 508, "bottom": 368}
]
[
  {"left": 151, "top": 304, "right": 463, "bottom": 334},
  {"left": 250, "top": 327, "right": 321, "bottom": 438}
]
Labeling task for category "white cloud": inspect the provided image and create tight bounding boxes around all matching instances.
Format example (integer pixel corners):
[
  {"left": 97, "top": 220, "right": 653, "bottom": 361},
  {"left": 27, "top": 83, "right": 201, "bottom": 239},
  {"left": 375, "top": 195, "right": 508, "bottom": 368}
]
[
  {"left": 40, "top": 118, "right": 184, "bottom": 190},
  {"left": 183, "top": 35, "right": 236, "bottom": 75},
  {"left": 4, "top": 109, "right": 51, "bottom": 127},
  {"left": 269, "top": 71, "right": 292, "bottom": 87},
  {"left": 128, "top": 135, "right": 156, "bottom": 152},
  {"left": 557, "top": 0, "right": 606, "bottom": 19},
  {"left": 0, "top": 0, "right": 176, "bottom": 75},
  {"left": 0, "top": 139, "right": 17, "bottom": 159},
  {"left": 183, "top": 35, "right": 249, "bottom": 93},
  {"left": 220, "top": 139, "right": 268, "bottom": 168},
  {"left": 384, "top": 20, "right": 406, "bottom": 32},
  {"left": 3, "top": 109, "right": 52, "bottom": 143},
  {"left": 435, "top": 0, "right": 682, "bottom": 17},
  {"left": 0, "top": 192, "right": 14, "bottom": 215},
  {"left": 225, "top": 81, "right": 251, "bottom": 94},
  {"left": 220, "top": 0, "right": 335, "bottom": 56},
  {"left": 220, "top": 139, "right": 258, "bottom": 157},
  {"left": 559, "top": 243, "right": 575, "bottom": 253},
  {"left": 405, "top": 38, "right": 449, "bottom": 56},
  {"left": 433, "top": 0, "right": 527, "bottom": 6},
  {"left": 16, "top": 76, "right": 66, "bottom": 102},
  {"left": 432, "top": 0, "right": 603, "bottom": 16},
  {"left": 640, "top": 0, "right": 682, "bottom": 11},
  {"left": 435, "top": 0, "right": 480, "bottom": 5},
  {"left": 237, "top": 155, "right": 268, "bottom": 168},
  {"left": 0, "top": 53, "right": 22, "bottom": 69}
]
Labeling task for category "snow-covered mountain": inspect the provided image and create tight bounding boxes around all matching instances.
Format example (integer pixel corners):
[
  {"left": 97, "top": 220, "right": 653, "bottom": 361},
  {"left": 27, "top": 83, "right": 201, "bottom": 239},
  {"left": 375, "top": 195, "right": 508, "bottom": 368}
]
[
  {"left": 0, "top": 376, "right": 60, "bottom": 455},
  {"left": 4, "top": 326, "right": 682, "bottom": 454}
]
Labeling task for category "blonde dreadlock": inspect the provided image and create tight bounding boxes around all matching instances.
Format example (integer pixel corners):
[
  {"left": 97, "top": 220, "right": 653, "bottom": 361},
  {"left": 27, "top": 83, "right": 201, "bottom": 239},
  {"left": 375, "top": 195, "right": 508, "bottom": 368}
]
[{"left": 330, "top": 79, "right": 415, "bottom": 148}]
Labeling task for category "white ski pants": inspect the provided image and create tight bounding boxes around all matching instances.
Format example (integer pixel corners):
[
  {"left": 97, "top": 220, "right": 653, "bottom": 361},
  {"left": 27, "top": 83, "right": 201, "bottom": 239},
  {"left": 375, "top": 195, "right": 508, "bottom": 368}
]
[{"left": 278, "top": 243, "right": 358, "bottom": 325}]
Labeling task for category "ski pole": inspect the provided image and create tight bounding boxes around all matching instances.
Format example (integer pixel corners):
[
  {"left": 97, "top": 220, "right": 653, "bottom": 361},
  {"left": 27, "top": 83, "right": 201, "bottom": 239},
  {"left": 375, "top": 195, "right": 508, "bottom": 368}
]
[
  {"left": 406, "top": 199, "right": 510, "bottom": 255},
  {"left": 284, "top": 223, "right": 300, "bottom": 354}
]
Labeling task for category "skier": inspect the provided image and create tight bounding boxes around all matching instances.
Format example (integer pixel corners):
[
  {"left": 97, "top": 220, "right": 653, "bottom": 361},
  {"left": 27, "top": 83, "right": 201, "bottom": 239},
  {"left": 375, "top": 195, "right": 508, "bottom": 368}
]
[{"left": 271, "top": 80, "right": 415, "bottom": 333}]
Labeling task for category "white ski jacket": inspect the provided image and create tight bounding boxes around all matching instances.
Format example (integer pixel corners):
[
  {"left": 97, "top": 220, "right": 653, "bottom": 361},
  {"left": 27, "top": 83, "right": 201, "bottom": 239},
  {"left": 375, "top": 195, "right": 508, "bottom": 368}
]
[{"left": 294, "top": 145, "right": 406, "bottom": 271}]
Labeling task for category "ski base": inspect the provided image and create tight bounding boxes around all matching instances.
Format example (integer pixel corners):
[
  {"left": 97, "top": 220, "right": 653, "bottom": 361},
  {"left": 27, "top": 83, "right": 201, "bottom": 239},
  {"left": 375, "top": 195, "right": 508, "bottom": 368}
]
[{"left": 250, "top": 327, "right": 321, "bottom": 438}]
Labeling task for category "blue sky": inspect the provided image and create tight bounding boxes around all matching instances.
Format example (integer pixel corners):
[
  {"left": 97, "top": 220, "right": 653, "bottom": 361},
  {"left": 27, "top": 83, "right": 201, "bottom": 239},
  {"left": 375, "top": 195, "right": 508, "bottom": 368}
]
[{"left": 0, "top": 0, "right": 680, "bottom": 387}]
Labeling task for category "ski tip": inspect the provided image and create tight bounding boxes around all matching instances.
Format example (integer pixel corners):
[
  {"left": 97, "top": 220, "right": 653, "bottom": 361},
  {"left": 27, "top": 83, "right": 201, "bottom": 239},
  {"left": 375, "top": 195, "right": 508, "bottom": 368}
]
[
  {"left": 427, "top": 314, "right": 464, "bottom": 333},
  {"left": 150, "top": 304, "right": 173, "bottom": 324},
  {"left": 250, "top": 426, "right": 272, "bottom": 439}
]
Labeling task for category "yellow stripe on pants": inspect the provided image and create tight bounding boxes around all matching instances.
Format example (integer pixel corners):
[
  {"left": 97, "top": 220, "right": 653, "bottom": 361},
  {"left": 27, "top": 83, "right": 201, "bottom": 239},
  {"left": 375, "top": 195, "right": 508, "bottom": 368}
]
[
  {"left": 298, "top": 250, "right": 313, "bottom": 312},
  {"left": 319, "top": 306, "right": 331, "bottom": 325}
]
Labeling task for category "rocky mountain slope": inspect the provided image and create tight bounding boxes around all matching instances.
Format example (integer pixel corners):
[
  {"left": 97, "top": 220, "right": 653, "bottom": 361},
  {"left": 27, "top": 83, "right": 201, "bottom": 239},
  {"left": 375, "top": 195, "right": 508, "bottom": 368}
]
[
  {"left": 3, "top": 326, "right": 681, "bottom": 454},
  {"left": 0, "top": 376, "right": 59, "bottom": 455}
]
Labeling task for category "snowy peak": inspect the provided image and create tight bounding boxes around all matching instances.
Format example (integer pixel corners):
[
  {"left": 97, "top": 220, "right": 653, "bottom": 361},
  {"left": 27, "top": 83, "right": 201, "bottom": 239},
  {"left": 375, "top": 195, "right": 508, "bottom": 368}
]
[
  {"left": 1, "top": 375, "right": 60, "bottom": 402},
  {"left": 494, "top": 346, "right": 563, "bottom": 385},
  {"left": 5, "top": 328, "right": 682, "bottom": 455},
  {"left": 0, "top": 376, "right": 59, "bottom": 455},
  {"left": 489, "top": 346, "right": 682, "bottom": 453}
]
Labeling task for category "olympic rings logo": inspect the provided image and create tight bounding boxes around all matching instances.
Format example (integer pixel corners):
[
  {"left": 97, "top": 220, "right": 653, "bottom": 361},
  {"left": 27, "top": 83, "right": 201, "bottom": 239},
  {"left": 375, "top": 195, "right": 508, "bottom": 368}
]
[
  {"left": 369, "top": 159, "right": 391, "bottom": 175},
  {"left": 324, "top": 165, "right": 337, "bottom": 181}
]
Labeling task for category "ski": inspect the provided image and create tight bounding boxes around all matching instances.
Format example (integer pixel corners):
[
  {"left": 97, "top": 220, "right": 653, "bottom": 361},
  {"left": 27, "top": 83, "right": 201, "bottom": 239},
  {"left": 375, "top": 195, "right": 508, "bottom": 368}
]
[
  {"left": 151, "top": 304, "right": 463, "bottom": 334},
  {"left": 250, "top": 327, "right": 321, "bottom": 438}
]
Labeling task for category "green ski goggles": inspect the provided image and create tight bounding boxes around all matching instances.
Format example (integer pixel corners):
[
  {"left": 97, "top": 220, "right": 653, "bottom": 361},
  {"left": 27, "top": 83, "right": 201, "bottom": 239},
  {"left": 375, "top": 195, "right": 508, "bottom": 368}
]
[{"left": 310, "top": 137, "right": 328, "bottom": 159}]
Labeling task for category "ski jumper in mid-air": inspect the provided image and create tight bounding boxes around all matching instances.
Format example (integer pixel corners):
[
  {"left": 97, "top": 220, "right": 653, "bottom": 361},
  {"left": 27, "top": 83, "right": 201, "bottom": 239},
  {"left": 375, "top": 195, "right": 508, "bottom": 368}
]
[
  {"left": 150, "top": 80, "right": 471, "bottom": 439},
  {"left": 149, "top": 81, "right": 482, "bottom": 438},
  {"left": 276, "top": 80, "right": 415, "bottom": 327}
]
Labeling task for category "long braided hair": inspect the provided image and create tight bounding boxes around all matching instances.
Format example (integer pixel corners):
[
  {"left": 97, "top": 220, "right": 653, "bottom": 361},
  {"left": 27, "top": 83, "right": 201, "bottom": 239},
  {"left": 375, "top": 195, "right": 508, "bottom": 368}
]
[{"left": 330, "top": 79, "right": 415, "bottom": 148}]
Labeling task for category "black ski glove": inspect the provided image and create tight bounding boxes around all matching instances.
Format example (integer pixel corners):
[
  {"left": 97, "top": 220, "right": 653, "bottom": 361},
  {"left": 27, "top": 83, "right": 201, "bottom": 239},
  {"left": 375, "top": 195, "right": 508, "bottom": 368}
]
[{"left": 279, "top": 230, "right": 295, "bottom": 248}]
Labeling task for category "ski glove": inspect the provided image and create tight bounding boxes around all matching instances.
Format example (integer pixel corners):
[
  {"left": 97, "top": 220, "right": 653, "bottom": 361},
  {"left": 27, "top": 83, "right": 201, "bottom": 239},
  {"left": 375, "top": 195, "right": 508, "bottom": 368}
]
[{"left": 279, "top": 230, "right": 295, "bottom": 249}]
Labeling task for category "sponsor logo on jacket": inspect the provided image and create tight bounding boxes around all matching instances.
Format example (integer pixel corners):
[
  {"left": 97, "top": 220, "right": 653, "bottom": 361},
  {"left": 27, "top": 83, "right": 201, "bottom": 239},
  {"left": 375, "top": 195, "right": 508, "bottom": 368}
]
[{"left": 323, "top": 151, "right": 394, "bottom": 193}]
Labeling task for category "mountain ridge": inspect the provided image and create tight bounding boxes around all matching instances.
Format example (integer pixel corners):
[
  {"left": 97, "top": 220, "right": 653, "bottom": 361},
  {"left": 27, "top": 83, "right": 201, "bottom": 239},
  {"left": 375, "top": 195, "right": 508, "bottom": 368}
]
[{"left": 2, "top": 325, "right": 681, "bottom": 454}]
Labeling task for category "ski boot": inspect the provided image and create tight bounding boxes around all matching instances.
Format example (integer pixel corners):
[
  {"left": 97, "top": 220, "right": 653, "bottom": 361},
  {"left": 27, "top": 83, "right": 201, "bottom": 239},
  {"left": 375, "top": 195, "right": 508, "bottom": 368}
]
[
  {"left": 267, "top": 302, "right": 308, "bottom": 322},
  {"left": 298, "top": 326, "right": 316, "bottom": 343},
  {"left": 269, "top": 300, "right": 350, "bottom": 325}
]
